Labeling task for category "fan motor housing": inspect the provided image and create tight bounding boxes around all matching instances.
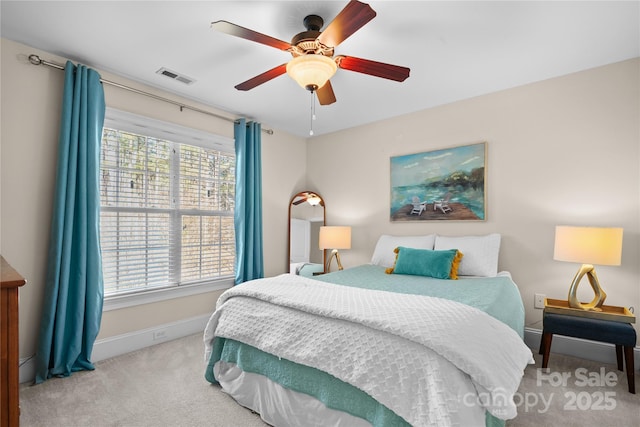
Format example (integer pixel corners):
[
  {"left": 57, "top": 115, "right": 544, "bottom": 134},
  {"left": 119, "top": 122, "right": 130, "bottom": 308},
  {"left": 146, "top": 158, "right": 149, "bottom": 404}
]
[
  {"left": 291, "top": 30, "right": 321, "bottom": 49},
  {"left": 290, "top": 15, "right": 334, "bottom": 57}
]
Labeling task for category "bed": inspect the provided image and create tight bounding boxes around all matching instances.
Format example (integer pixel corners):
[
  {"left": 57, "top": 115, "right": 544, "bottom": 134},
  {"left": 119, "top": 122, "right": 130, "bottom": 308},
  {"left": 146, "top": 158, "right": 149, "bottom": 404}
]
[{"left": 204, "top": 234, "right": 534, "bottom": 427}]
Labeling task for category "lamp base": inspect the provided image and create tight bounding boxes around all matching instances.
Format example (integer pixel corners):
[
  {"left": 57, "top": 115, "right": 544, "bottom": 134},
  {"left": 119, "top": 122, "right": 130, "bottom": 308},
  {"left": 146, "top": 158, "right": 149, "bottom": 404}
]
[
  {"left": 567, "top": 264, "right": 607, "bottom": 311},
  {"left": 325, "top": 249, "right": 343, "bottom": 273}
]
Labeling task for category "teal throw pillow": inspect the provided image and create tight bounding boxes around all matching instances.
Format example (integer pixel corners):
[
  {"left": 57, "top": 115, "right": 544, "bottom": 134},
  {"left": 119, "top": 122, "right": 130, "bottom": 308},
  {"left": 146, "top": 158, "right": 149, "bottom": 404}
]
[{"left": 386, "top": 247, "right": 462, "bottom": 279}]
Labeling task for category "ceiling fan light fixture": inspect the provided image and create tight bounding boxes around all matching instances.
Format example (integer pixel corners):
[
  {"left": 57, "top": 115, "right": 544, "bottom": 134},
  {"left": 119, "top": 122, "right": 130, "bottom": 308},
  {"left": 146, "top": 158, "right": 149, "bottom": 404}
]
[
  {"left": 307, "top": 194, "right": 322, "bottom": 205},
  {"left": 286, "top": 55, "right": 337, "bottom": 91}
]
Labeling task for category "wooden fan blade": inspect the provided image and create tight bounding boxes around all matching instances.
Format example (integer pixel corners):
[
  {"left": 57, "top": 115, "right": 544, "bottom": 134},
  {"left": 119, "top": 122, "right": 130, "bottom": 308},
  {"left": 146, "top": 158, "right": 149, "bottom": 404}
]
[
  {"left": 317, "top": 1, "right": 377, "bottom": 48},
  {"left": 336, "top": 55, "right": 410, "bottom": 82},
  {"left": 317, "top": 81, "right": 337, "bottom": 105},
  {"left": 234, "top": 64, "right": 288, "bottom": 91},
  {"left": 293, "top": 198, "right": 307, "bottom": 205},
  {"left": 211, "top": 20, "right": 291, "bottom": 51}
]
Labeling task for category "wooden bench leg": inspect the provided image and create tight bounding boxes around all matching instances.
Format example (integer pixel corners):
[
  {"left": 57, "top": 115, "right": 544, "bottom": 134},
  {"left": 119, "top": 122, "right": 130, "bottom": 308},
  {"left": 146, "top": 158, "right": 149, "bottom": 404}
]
[
  {"left": 624, "top": 346, "right": 635, "bottom": 394},
  {"left": 615, "top": 345, "right": 623, "bottom": 371},
  {"left": 541, "top": 332, "right": 553, "bottom": 368}
]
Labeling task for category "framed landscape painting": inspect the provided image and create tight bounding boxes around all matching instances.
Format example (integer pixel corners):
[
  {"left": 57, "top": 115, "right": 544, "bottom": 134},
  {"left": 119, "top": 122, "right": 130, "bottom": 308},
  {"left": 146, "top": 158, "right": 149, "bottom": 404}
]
[{"left": 390, "top": 142, "right": 486, "bottom": 221}]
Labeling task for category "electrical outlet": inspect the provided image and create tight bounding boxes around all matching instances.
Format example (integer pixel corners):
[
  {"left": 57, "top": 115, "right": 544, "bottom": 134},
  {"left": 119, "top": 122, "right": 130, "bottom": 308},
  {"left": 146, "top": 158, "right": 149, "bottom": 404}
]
[
  {"left": 534, "top": 293, "right": 546, "bottom": 309},
  {"left": 153, "top": 329, "right": 167, "bottom": 341}
]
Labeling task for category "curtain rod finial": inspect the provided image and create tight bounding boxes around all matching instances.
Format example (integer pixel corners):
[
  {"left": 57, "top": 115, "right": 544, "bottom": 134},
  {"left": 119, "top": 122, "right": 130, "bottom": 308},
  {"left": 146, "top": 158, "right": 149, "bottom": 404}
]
[{"left": 28, "top": 54, "right": 42, "bottom": 65}]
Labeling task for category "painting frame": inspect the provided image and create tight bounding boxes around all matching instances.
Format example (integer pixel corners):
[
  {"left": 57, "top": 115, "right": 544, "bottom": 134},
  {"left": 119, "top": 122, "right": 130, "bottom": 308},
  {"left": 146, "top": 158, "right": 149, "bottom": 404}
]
[{"left": 390, "top": 142, "right": 487, "bottom": 222}]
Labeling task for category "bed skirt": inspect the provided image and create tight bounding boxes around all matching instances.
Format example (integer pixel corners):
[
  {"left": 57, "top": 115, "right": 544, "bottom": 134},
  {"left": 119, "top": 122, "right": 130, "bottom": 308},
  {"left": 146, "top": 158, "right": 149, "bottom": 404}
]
[{"left": 207, "top": 337, "right": 505, "bottom": 427}]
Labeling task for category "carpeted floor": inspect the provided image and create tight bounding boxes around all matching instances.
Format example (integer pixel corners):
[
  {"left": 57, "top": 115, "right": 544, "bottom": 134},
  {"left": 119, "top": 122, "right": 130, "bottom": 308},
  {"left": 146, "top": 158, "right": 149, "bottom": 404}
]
[
  {"left": 506, "top": 350, "right": 640, "bottom": 427},
  {"left": 20, "top": 334, "right": 266, "bottom": 427},
  {"left": 20, "top": 333, "right": 639, "bottom": 426}
]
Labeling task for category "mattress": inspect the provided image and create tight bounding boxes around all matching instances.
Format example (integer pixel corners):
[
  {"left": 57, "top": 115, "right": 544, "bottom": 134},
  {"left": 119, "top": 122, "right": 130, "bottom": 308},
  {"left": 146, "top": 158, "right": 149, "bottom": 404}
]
[{"left": 204, "top": 264, "right": 532, "bottom": 426}]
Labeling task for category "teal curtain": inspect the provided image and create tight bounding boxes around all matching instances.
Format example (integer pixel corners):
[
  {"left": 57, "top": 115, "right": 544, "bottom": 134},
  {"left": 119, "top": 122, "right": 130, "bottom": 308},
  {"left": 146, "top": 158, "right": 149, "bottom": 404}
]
[
  {"left": 35, "top": 61, "right": 106, "bottom": 383},
  {"left": 234, "top": 119, "right": 264, "bottom": 284}
]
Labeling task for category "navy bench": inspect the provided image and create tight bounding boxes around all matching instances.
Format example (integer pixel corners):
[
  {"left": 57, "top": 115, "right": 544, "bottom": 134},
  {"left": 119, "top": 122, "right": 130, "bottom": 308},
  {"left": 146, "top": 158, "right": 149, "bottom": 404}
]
[{"left": 539, "top": 312, "right": 636, "bottom": 394}]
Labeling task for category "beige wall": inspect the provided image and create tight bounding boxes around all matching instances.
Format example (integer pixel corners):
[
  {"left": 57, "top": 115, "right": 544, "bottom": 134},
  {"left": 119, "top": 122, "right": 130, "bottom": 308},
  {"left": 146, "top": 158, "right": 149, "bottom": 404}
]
[
  {"left": 307, "top": 58, "right": 640, "bottom": 340},
  {"left": 1, "top": 38, "right": 306, "bottom": 359}
]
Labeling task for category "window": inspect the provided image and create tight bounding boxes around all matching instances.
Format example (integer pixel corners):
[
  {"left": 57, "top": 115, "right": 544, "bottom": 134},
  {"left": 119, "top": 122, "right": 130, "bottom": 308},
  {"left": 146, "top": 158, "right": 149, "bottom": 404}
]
[{"left": 99, "top": 109, "right": 235, "bottom": 306}]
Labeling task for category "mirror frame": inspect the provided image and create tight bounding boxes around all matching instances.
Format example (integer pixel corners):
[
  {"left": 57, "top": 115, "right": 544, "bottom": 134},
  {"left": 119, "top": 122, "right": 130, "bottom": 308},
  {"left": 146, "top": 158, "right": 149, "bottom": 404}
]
[{"left": 288, "top": 191, "right": 326, "bottom": 273}]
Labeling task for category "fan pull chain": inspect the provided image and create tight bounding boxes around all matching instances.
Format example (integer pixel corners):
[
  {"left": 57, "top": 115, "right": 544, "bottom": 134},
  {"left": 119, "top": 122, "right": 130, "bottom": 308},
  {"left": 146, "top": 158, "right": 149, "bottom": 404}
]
[{"left": 309, "top": 90, "right": 317, "bottom": 136}]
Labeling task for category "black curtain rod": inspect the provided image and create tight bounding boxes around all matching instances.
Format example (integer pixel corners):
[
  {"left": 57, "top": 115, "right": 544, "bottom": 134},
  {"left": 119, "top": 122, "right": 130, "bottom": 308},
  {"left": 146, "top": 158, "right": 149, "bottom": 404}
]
[{"left": 28, "top": 54, "right": 274, "bottom": 135}]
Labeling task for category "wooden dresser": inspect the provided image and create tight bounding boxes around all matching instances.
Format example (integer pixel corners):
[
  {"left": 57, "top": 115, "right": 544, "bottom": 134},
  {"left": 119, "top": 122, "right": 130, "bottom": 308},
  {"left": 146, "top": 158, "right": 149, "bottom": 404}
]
[{"left": 1, "top": 256, "right": 26, "bottom": 427}]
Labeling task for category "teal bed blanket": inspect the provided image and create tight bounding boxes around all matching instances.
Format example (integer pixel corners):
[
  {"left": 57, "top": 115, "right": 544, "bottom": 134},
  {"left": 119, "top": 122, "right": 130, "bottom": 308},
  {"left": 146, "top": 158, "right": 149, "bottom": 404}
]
[
  {"left": 315, "top": 264, "right": 525, "bottom": 337},
  {"left": 206, "top": 264, "right": 526, "bottom": 427}
]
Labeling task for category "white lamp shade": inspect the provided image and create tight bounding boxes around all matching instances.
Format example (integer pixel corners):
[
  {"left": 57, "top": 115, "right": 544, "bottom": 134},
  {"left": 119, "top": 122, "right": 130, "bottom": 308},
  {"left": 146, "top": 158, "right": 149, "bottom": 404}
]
[
  {"left": 286, "top": 55, "right": 337, "bottom": 90},
  {"left": 554, "top": 226, "right": 623, "bottom": 266},
  {"left": 319, "top": 226, "right": 351, "bottom": 250}
]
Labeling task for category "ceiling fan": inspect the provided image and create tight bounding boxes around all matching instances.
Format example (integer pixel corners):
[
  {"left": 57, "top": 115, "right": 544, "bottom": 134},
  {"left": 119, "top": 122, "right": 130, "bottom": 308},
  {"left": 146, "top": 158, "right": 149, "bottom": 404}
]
[
  {"left": 211, "top": 0, "right": 410, "bottom": 105},
  {"left": 293, "top": 192, "right": 322, "bottom": 206}
]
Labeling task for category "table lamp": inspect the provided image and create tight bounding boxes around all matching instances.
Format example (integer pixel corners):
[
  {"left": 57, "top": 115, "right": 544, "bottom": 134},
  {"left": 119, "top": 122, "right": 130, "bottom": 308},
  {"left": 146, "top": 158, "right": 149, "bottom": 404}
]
[
  {"left": 553, "top": 225, "right": 623, "bottom": 311},
  {"left": 319, "top": 226, "right": 351, "bottom": 272}
]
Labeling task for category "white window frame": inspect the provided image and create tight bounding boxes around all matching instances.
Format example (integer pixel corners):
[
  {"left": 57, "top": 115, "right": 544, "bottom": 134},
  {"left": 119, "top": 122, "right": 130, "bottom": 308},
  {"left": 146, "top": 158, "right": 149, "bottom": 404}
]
[{"left": 101, "top": 109, "right": 235, "bottom": 311}]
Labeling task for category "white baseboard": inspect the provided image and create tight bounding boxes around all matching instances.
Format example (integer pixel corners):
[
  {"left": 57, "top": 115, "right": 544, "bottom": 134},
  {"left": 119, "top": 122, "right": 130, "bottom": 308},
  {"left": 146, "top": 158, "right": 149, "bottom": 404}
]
[
  {"left": 524, "top": 327, "right": 640, "bottom": 370},
  {"left": 20, "top": 314, "right": 210, "bottom": 384}
]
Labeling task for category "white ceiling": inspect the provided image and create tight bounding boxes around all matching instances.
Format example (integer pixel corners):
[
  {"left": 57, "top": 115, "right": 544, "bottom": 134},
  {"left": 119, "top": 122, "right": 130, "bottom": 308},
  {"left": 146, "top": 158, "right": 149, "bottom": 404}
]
[{"left": 2, "top": 1, "right": 638, "bottom": 138}]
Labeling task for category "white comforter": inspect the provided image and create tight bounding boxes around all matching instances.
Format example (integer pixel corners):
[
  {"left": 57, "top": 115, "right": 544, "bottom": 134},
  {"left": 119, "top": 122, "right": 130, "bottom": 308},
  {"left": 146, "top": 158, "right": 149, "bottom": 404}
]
[{"left": 204, "top": 274, "right": 534, "bottom": 426}]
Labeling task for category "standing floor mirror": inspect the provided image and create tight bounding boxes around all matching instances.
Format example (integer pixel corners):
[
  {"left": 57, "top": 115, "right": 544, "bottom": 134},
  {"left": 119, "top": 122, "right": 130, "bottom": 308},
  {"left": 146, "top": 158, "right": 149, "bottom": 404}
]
[{"left": 288, "top": 191, "right": 326, "bottom": 276}]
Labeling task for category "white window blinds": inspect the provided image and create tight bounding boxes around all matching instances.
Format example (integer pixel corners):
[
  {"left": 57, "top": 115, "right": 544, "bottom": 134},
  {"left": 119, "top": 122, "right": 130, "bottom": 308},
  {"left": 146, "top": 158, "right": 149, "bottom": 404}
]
[{"left": 100, "top": 110, "right": 235, "bottom": 297}]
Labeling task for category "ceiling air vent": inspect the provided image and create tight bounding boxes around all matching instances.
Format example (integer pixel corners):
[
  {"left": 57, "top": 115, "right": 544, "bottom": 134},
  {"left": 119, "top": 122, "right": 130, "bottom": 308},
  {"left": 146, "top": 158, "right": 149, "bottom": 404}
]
[{"left": 156, "top": 67, "right": 195, "bottom": 85}]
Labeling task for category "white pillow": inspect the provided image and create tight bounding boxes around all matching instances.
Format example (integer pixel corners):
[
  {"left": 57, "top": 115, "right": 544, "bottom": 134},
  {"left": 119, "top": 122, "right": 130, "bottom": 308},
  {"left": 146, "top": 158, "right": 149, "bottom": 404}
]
[
  {"left": 434, "top": 234, "right": 501, "bottom": 277},
  {"left": 371, "top": 234, "right": 436, "bottom": 268}
]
